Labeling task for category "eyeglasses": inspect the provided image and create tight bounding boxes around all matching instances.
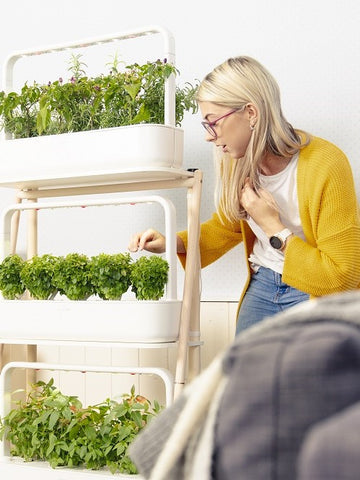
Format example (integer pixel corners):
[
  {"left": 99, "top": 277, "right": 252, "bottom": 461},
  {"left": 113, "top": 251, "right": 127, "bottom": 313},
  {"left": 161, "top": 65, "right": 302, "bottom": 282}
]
[{"left": 201, "top": 109, "right": 238, "bottom": 138}]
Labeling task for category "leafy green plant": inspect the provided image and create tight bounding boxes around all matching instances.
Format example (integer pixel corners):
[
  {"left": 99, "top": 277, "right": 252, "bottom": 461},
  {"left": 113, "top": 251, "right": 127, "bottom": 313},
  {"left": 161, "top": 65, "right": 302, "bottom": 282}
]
[
  {"left": 0, "top": 379, "right": 162, "bottom": 474},
  {"left": 0, "top": 55, "right": 198, "bottom": 139},
  {"left": 53, "top": 253, "right": 93, "bottom": 300},
  {"left": 0, "top": 254, "right": 26, "bottom": 299},
  {"left": 90, "top": 252, "right": 132, "bottom": 300},
  {"left": 20, "top": 254, "right": 61, "bottom": 300},
  {"left": 0, "top": 252, "right": 170, "bottom": 301},
  {"left": 130, "top": 255, "right": 169, "bottom": 300}
]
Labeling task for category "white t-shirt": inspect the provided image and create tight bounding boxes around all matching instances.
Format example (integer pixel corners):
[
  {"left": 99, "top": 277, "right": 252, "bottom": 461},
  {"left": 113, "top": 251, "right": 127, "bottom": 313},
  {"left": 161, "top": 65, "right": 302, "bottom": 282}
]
[{"left": 247, "top": 153, "right": 305, "bottom": 274}]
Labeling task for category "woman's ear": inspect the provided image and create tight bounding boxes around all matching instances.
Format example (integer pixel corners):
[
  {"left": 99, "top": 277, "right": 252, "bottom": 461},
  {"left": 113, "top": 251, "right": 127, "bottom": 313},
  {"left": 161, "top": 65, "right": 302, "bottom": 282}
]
[
  {"left": 245, "top": 103, "right": 258, "bottom": 122},
  {"left": 245, "top": 103, "right": 258, "bottom": 130}
]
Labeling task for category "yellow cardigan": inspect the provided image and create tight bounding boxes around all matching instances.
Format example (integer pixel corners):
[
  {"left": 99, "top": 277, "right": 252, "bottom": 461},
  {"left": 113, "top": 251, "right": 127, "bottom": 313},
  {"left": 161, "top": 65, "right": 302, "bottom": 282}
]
[{"left": 178, "top": 136, "right": 360, "bottom": 308}]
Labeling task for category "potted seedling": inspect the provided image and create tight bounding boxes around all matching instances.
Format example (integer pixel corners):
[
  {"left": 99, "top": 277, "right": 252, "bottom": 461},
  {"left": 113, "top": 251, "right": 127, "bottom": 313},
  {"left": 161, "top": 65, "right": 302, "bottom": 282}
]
[
  {"left": 0, "top": 254, "right": 25, "bottom": 299},
  {"left": 20, "top": 254, "right": 61, "bottom": 300},
  {"left": 53, "top": 253, "right": 93, "bottom": 300},
  {"left": 130, "top": 255, "right": 169, "bottom": 300},
  {"left": 0, "top": 378, "right": 162, "bottom": 474},
  {"left": 89, "top": 252, "right": 132, "bottom": 300},
  {"left": 0, "top": 27, "right": 199, "bottom": 187},
  {"left": 0, "top": 252, "right": 180, "bottom": 343}
]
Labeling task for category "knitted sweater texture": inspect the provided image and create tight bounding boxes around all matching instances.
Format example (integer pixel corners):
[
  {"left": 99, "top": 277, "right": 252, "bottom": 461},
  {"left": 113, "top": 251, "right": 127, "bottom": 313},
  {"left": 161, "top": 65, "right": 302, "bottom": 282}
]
[{"left": 178, "top": 136, "right": 360, "bottom": 302}]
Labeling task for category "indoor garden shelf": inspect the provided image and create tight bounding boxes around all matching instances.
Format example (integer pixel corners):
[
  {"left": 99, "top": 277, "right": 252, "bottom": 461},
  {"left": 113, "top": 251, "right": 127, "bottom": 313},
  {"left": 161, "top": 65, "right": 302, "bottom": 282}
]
[{"left": 0, "top": 25, "right": 196, "bottom": 189}]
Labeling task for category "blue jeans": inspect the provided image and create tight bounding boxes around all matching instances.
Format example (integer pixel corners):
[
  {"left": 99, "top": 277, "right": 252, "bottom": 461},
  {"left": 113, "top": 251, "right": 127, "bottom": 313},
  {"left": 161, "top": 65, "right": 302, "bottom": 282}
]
[{"left": 236, "top": 266, "right": 309, "bottom": 334}]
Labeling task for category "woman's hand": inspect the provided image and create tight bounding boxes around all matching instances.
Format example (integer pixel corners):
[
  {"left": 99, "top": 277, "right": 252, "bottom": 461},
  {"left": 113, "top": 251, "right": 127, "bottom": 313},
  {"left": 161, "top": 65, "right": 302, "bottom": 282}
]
[
  {"left": 128, "top": 228, "right": 166, "bottom": 253},
  {"left": 240, "top": 179, "right": 284, "bottom": 236}
]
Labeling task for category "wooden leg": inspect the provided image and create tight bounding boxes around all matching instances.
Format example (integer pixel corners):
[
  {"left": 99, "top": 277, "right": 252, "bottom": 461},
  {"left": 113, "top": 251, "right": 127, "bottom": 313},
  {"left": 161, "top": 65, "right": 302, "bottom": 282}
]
[
  {"left": 0, "top": 344, "right": 4, "bottom": 371},
  {"left": 27, "top": 198, "right": 38, "bottom": 260},
  {"left": 25, "top": 198, "right": 38, "bottom": 386},
  {"left": 10, "top": 195, "right": 22, "bottom": 254},
  {"left": 174, "top": 170, "right": 202, "bottom": 399},
  {"left": 187, "top": 273, "right": 201, "bottom": 382}
]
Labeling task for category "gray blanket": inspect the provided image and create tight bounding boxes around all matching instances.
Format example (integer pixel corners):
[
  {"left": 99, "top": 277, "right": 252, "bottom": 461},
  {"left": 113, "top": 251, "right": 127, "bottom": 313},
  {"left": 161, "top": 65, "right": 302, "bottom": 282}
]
[{"left": 130, "top": 291, "right": 360, "bottom": 480}]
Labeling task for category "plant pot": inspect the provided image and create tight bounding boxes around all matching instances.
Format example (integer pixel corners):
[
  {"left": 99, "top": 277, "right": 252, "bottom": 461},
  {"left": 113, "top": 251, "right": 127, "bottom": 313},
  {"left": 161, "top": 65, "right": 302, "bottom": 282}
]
[
  {"left": 0, "top": 124, "right": 184, "bottom": 189},
  {"left": 0, "top": 457, "right": 142, "bottom": 479},
  {"left": 0, "top": 299, "right": 181, "bottom": 343}
]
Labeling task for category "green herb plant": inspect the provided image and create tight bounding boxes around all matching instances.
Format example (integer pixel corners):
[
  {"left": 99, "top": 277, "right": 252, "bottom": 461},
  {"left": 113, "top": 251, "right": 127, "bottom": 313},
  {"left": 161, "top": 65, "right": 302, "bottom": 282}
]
[
  {"left": 0, "top": 252, "right": 170, "bottom": 301},
  {"left": 53, "top": 253, "right": 93, "bottom": 300},
  {"left": 131, "top": 255, "right": 169, "bottom": 300},
  {"left": 20, "top": 254, "right": 61, "bottom": 300},
  {"left": 0, "top": 55, "right": 198, "bottom": 139},
  {"left": 0, "top": 254, "right": 25, "bottom": 299},
  {"left": 89, "top": 252, "right": 132, "bottom": 300},
  {"left": 0, "top": 379, "right": 162, "bottom": 474}
]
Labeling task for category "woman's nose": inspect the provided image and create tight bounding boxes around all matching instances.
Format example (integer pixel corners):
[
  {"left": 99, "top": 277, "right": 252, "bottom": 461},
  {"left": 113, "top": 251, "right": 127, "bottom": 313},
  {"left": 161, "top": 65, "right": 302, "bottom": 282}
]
[{"left": 205, "top": 132, "right": 216, "bottom": 142}]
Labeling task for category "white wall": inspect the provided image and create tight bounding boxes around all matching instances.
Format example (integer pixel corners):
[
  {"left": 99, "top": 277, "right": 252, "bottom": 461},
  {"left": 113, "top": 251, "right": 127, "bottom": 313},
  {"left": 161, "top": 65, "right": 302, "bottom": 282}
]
[
  {"left": 1, "top": 0, "right": 360, "bottom": 408},
  {"left": 1, "top": 0, "right": 359, "bottom": 301}
]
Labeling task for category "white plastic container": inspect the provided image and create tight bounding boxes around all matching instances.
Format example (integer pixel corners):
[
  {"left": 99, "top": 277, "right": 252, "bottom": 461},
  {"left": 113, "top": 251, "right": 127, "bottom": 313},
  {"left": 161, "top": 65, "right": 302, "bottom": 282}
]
[
  {"left": 0, "top": 458, "right": 142, "bottom": 479},
  {"left": 0, "top": 196, "right": 180, "bottom": 344},
  {"left": 0, "top": 25, "right": 183, "bottom": 189},
  {"left": 0, "top": 125, "right": 184, "bottom": 189},
  {"left": 0, "top": 299, "right": 181, "bottom": 343}
]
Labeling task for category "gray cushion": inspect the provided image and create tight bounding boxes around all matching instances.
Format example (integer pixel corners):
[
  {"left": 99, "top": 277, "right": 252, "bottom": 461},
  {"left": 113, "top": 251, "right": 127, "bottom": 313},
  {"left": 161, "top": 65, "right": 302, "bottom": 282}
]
[
  {"left": 297, "top": 401, "right": 360, "bottom": 480},
  {"left": 214, "top": 297, "right": 360, "bottom": 479}
]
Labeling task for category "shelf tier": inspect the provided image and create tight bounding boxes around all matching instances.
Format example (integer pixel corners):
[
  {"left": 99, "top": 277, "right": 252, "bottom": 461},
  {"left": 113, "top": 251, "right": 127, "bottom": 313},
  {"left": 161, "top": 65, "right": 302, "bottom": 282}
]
[
  {"left": 0, "top": 167, "right": 196, "bottom": 193},
  {"left": 0, "top": 459, "right": 143, "bottom": 479},
  {"left": 0, "top": 299, "right": 182, "bottom": 344},
  {"left": 0, "top": 168, "right": 203, "bottom": 396}
]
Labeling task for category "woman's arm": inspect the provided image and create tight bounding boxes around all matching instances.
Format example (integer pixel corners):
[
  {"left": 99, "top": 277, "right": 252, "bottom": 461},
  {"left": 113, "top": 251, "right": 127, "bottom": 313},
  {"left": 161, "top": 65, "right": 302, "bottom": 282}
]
[
  {"left": 178, "top": 210, "right": 244, "bottom": 269},
  {"left": 283, "top": 142, "right": 360, "bottom": 296}
]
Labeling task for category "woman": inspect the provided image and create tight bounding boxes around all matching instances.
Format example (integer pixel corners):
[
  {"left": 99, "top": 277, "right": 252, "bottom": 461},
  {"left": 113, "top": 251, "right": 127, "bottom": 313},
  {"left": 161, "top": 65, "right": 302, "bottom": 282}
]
[{"left": 129, "top": 56, "right": 360, "bottom": 333}]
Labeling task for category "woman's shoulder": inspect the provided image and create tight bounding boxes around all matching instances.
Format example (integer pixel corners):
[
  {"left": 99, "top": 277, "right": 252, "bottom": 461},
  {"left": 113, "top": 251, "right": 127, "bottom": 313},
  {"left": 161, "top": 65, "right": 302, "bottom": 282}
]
[
  {"left": 298, "top": 134, "right": 353, "bottom": 180},
  {"left": 299, "top": 134, "right": 349, "bottom": 166},
  {"left": 301, "top": 134, "right": 347, "bottom": 158}
]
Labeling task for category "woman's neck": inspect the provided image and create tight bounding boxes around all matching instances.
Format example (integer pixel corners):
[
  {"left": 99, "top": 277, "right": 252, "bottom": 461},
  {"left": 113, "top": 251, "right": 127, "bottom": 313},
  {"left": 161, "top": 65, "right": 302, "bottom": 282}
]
[{"left": 259, "top": 153, "right": 291, "bottom": 176}]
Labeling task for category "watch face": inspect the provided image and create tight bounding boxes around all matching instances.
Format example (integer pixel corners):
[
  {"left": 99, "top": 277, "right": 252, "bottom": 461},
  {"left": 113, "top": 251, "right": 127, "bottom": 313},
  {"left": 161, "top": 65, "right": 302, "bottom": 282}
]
[{"left": 270, "top": 236, "right": 282, "bottom": 249}]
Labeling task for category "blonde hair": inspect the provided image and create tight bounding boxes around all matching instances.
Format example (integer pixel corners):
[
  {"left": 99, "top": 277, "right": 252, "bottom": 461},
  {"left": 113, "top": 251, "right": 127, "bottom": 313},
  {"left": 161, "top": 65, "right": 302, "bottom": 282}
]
[{"left": 196, "top": 56, "right": 309, "bottom": 222}]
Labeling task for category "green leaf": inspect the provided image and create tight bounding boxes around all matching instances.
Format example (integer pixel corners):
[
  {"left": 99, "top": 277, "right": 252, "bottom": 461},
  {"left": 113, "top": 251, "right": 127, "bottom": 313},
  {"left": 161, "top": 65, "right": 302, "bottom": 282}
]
[
  {"left": 46, "top": 432, "right": 57, "bottom": 456},
  {"left": 84, "top": 425, "right": 96, "bottom": 441},
  {"left": 132, "top": 104, "right": 151, "bottom": 124},
  {"left": 131, "top": 410, "right": 143, "bottom": 428},
  {"left": 32, "top": 410, "right": 51, "bottom": 425},
  {"left": 36, "top": 105, "right": 51, "bottom": 135},
  {"left": 116, "top": 442, "right": 126, "bottom": 455},
  {"left": 115, "top": 425, "right": 132, "bottom": 442},
  {"left": 123, "top": 82, "right": 141, "bottom": 101},
  {"left": 48, "top": 410, "right": 60, "bottom": 429}
]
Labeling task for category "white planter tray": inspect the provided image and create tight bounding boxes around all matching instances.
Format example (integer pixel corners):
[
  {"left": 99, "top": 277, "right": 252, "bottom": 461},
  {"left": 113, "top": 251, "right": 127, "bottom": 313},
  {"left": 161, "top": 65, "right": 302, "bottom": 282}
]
[
  {"left": 0, "top": 299, "right": 181, "bottom": 343},
  {"left": 0, "top": 457, "right": 142, "bottom": 479},
  {"left": 0, "top": 124, "right": 183, "bottom": 189}
]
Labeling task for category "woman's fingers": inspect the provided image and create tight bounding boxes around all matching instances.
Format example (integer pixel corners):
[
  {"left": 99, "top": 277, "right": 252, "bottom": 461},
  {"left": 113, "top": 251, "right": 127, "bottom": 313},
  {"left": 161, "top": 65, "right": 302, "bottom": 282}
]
[
  {"left": 128, "top": 233, "right": 142, "bottom": 252},
  {"left": 128, "top": 229, "right": 165, "bottom": 253}
]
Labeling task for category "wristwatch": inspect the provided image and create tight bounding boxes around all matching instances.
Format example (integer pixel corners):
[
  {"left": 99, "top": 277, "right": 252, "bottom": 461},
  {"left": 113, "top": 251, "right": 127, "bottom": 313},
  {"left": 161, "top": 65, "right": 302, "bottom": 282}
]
[{"left": 269, "top": 228, "right": 293, "bottom": 250}]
